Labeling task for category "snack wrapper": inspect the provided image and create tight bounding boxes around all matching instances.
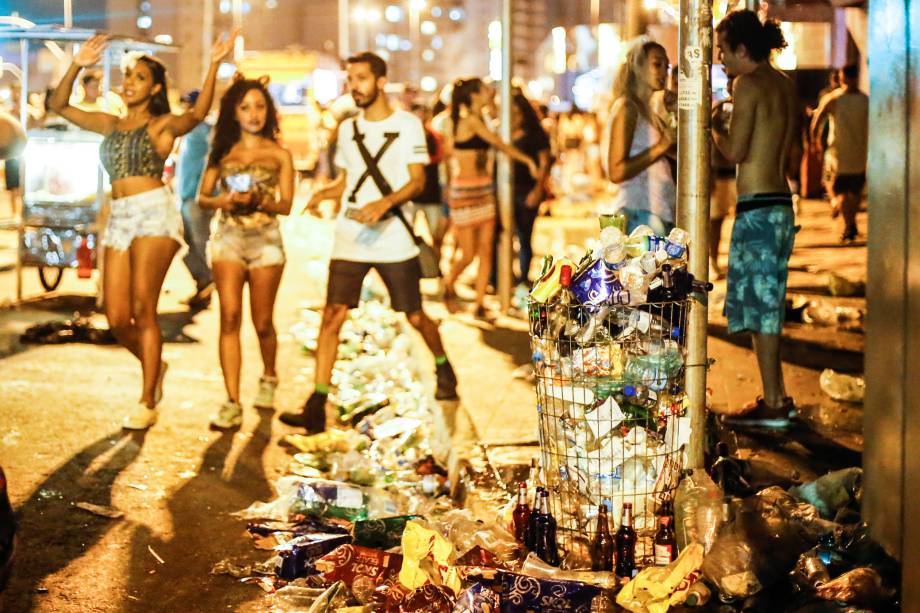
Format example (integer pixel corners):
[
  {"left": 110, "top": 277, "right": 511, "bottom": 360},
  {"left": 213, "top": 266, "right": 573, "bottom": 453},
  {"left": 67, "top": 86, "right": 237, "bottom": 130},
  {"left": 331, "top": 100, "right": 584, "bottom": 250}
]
[
  {"left": 571, "top": 258, "right": 621, "bottom": 312},
  {"left": 452, "top": 583, "right": 500, "bottom": 613},
  {"left": 400, "top": 584, "right": 455, "bottom": 612},
  {"left": 317, "top": 544, "right": 403, "bottom": 604},
  {"left": 399, "top": 521, "right": 462, "bottom": 596},
  {"left": 615, "top": 543, "right": 705, "bottom": 613},
  {"left": 498, "top": 571, "right": 601, "bottom": 613},
  {"left": 531, "top": 257, "right": 574, "bottom": 303},
  {"left": 274, "top": 533, "right": 353, "bottom": 580},
  {"left": 354, "top": 515, "right": 421, "bottom": 550}
]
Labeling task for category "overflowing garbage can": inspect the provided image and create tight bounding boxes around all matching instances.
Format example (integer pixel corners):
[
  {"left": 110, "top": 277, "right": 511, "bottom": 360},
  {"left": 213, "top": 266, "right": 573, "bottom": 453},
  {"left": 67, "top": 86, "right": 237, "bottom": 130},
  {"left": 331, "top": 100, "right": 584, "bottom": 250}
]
[{"left": 528, "top": 225, "right": 703, "bottom": 569}]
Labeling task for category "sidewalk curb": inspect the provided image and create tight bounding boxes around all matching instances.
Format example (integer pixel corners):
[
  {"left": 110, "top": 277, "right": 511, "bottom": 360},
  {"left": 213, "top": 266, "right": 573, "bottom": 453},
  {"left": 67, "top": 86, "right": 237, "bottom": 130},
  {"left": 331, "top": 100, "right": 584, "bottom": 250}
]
[{"left": 708, "top": 321, "right": 863, "bottom": 373}]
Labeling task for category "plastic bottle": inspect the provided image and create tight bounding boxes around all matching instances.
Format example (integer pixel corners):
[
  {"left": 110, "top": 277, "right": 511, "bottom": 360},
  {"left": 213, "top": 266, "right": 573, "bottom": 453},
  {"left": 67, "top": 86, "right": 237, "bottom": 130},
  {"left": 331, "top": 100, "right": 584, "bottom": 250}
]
[
  {"left": 591, "top": 503, "right": 614, "bottom": 571},
  {"left": 665, "top": 228, "right": 690, "bottom": 259},
  {"left": 674, "top": 469, "right": 724, "bottom": 553}
]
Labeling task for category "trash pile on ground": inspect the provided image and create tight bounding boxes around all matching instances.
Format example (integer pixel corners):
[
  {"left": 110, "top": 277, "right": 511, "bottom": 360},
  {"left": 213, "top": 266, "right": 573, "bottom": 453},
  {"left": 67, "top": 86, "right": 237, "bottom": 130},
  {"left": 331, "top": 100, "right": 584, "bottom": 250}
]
[{"left": 213, "top": 227, "right": 897, "bottom": 611}]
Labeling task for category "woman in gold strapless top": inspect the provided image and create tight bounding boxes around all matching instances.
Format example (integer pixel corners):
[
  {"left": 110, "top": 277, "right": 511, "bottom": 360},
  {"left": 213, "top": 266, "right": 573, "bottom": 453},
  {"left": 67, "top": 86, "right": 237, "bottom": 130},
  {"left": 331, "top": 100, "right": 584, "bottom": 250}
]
[{"left": 197, "top": 76, "right": 294, "bottom": 429}]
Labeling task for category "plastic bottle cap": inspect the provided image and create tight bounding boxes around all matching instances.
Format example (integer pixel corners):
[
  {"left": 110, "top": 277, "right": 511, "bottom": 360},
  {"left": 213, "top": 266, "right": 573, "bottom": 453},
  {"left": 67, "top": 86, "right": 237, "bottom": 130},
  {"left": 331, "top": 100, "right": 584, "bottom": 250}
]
[
  {"left": 623, "top": 385, "right": 636, "bottom": 397},
  {"left": 670, "top": 327, "right": 681, "bottom": 338}
]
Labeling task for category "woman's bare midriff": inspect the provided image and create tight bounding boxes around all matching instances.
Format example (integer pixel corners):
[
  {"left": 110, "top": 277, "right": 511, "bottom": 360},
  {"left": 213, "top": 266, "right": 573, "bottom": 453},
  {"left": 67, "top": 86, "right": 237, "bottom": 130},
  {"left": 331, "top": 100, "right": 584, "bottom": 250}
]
[
  {"left": 451, "top": 149, "right": 491, "bottom": 180},
  {"left": 111, "top": 176, "right": 166, "bottom": 200}
]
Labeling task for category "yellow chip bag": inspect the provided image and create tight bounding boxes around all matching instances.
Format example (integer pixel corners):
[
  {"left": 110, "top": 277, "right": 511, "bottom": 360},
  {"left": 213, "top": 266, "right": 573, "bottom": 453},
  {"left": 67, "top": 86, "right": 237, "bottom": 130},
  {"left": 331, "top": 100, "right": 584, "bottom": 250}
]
[
  {"left": 398, "top": 520, "right": 462, "bottom": 596},
  {"left": 616, "top": 543, "right": 705, "bottom": 613}
]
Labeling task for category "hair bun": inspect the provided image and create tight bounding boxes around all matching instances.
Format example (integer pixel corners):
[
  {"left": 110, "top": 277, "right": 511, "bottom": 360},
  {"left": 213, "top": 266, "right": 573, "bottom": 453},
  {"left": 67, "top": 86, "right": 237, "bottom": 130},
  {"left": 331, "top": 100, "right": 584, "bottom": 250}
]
[{"left": 761, "top": 19, "right": 788, "bottom": 51}]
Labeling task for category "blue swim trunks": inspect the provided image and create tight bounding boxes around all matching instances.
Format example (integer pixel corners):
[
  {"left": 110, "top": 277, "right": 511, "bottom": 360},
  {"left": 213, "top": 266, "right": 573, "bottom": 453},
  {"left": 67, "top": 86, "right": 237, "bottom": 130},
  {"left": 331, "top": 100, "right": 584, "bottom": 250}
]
[{"left": 724, "top": 193, "right": 796, "bottom": 335}]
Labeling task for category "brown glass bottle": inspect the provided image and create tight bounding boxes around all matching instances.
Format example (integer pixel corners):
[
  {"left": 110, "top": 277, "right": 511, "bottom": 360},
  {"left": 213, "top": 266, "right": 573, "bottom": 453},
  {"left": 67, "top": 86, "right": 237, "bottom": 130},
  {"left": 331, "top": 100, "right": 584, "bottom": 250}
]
[
  {"left": 654, "top": 515, "right": 676, "bottom": 565},
  {"left": 512, "top": 482, "right": 531, "bottom": 543},
  {"left": 615, "top": 502, "right": 637, "bottom": 578},
  {"left": 591, "top": 503, "right": 614, "bottom": 571}
]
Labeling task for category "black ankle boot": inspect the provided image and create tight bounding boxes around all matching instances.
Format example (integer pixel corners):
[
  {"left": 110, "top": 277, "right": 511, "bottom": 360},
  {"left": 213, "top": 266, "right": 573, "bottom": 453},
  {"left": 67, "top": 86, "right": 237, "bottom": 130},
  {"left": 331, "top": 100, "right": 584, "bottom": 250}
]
[{"left": 279, "top": 392, "right": 327, "bottom": 434}]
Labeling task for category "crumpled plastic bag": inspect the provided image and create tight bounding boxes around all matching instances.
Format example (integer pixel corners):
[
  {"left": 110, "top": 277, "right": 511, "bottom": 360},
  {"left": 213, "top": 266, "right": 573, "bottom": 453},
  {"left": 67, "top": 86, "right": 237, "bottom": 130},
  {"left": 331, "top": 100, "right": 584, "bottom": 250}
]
[
  {"left": 702, "top": 495, "right": 813, "bottom": 599},
  {"left": 754, "top": 486, "right": 839, "bottom": 539},
  {"left": 616, "top": 544, "right": 705, "bottom": 613},
  {"left": 788, "top": 468, "right": 862, "bottom": 521},
  {"left": 430, "top": 510, "right": 521, "bottom": 566},
  {"left": 819, "top": 369, "right": 865, "bottom": 403},
  {"left": 271, "top": 580, "right": 347, "bottom": 612},
  {"left": 827, "top": 272, "right": 865, "bottom": 297},
  {"left": 815, "top": 567, "right": 894, "bottom": 606},
  {"left": 398, "top": 520, "right": 462, "bottom": 596}
]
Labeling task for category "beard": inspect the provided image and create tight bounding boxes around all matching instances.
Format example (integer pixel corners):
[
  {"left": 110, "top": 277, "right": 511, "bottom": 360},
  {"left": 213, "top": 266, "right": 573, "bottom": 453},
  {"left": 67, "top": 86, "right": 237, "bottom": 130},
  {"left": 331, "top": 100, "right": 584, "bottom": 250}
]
[{"left": 353, "top": 86, "right": 379, "bottom": 109}]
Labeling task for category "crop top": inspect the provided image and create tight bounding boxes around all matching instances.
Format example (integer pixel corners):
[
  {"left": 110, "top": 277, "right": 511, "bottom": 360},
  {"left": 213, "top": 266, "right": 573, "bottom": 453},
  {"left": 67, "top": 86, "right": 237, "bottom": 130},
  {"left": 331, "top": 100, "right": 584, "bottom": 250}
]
[
  {"left": 100, "top": 125, "right": 166, "bottom": 182},
  {"left": 216, "top": 161, "right": 280, "bottom": 229},
  {"left": 453, "top": 134, "right": 490, "bottom": 150}
]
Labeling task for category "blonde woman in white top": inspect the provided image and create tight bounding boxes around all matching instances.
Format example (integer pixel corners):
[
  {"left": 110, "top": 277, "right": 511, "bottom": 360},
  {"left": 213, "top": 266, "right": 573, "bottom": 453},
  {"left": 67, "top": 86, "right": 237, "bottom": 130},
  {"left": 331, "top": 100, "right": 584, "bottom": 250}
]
[{"left": 603, "top": 38, "right": 676, "bottom": 235}]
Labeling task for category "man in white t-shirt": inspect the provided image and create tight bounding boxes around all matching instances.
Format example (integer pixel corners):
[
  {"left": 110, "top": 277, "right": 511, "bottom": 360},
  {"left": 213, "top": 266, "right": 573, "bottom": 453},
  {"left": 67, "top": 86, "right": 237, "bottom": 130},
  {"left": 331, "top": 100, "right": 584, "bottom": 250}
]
[{"left": 281, "top": 52, "right": 458, "bottom": 433}]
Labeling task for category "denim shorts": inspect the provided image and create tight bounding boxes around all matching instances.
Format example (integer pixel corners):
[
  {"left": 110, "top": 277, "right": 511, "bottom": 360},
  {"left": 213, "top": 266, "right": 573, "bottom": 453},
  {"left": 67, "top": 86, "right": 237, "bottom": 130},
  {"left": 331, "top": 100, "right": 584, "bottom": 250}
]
[
  {"left": 103, "top": 186, "right": 185, "bottom": 252},
  {"left": 724, "top": 194, "right": 796, "bottom": 335},
  {"left": 207, "top": 219, "right": 285, "bottom": 269}
]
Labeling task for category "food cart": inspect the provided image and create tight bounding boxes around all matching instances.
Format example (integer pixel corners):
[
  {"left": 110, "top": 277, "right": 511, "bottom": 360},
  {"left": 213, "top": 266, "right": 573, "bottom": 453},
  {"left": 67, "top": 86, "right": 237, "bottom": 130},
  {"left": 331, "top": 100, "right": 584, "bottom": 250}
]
[{"left": 0, "top": 22, "right": 177, "bottom": 299}]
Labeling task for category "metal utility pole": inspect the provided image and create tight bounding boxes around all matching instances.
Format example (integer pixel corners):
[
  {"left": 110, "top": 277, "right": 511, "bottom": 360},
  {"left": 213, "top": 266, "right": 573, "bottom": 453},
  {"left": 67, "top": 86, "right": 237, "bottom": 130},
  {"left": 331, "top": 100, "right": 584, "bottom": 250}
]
[
  {"left": 497, "top": 0, "right": 514, "bottom": 312},
  {"left": 677, "top": 0, "right": 712, "bottom": 468},
  {"left": 64, "top": 0, "right": 73, "bottom": 28},
  {"left": 338, "top": 0, "right": 350, "bottom": 58}
]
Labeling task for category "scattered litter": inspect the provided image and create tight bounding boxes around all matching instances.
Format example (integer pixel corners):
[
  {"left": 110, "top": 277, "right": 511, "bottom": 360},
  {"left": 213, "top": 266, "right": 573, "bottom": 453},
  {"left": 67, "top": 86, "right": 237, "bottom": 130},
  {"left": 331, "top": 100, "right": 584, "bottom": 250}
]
[
  {"left": 1, "top": 429, "right": 20, "bottom": 445},
  {"left": 74, "top": 502, "right": 124, "bottom": 519},
  {"left": 125, "top": 483, "right": 148, "bottom": 491},
  {"left": 819, "top": 369, "right": 865, "bottom": 403},
  {"left": 827, "top": 272, "right": 865, "bottom": 297},
  {"left": 20, "top": 317, "right": 116, "bottom": 345},
  {"left": 178, "top": 470, "right": 197, "bottom": 479},
  {"left": 147, "top": 545, "right": 165, "bottom": 564}
]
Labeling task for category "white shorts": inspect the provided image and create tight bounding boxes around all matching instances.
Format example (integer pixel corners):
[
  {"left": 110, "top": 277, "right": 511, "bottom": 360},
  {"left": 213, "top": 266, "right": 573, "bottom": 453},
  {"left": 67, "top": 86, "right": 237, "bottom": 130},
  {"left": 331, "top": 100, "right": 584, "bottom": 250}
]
[
  {"left": 103, "top": 186, "right": 185, "bottom": 252},
  {"left": 208, "top": 220, "right": 285, "bottom": 269}
]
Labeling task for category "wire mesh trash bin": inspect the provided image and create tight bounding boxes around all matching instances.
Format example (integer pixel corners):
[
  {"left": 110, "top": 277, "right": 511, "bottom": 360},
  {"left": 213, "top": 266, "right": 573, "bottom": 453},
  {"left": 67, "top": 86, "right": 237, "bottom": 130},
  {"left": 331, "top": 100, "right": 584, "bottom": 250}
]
[{"left": 529, "top": 298, "right": 692, "bottom": 569}]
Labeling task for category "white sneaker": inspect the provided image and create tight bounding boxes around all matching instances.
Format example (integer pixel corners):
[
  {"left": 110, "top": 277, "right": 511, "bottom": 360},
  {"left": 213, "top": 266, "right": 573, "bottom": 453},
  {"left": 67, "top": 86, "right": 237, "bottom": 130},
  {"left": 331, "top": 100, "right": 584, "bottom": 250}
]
[
  {"left": 154, "top": 361, "right": 169, "bottom": 405},
  {"left": 253, "top": 376, "right": 278, "bottom": 409},
  {"left": 123, "top": 403, "right": 158, "bottom": 430},
  {"left": 210, "top": 400, "right": 243, "bottom": 429}
]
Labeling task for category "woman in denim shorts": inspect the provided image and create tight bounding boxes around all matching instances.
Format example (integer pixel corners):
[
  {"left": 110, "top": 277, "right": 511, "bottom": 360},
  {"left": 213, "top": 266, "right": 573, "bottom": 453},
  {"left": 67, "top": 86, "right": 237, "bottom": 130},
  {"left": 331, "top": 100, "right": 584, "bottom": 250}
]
[{"left": 198, "top": 76, "right": 294, "bottom": 429}]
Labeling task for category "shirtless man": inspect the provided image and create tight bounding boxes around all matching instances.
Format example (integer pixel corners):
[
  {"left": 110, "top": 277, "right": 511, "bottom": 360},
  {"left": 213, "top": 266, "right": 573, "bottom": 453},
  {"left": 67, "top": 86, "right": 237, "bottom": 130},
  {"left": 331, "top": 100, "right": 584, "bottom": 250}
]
[
  {"left": 712, "top": 10, "right": 801, "bottom": 427},
  {"left": 810, "top": 65, "right": 868, "bottom": 242}
]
